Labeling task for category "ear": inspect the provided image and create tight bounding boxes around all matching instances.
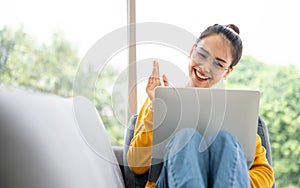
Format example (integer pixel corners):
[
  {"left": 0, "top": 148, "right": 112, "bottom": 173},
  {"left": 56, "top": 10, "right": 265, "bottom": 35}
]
[{"left": 223, "top": 67, "right": 234, "bottom": 79}]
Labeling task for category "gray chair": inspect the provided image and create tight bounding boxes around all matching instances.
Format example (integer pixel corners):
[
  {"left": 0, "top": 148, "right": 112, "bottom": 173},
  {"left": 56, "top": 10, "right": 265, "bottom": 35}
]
[
  {"left": 0, "top": 89, "right": 125, "bottom": 188},
  {"left": 119, "top": 114, "right": 275, "bottom": 188}
]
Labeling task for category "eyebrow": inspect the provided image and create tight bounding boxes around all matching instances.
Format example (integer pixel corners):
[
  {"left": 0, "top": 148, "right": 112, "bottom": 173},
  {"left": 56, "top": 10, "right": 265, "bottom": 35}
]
[
  {"left": 215, "top": 57, "right": 228, "bottom": 64},
  {"left": 198, "top": 46, "right": 228, "bottom": 64}
]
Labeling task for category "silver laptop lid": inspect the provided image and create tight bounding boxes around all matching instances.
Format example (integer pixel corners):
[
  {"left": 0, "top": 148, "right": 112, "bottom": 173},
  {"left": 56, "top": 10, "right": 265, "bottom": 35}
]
[{"left": 152, "top": 87, "right": 259, "bottom": 164}]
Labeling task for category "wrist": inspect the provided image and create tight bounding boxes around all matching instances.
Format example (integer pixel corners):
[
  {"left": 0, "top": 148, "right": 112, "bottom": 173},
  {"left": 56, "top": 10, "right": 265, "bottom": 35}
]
[{"left": 149, "top": 102, "right": 153, "bottom": 111}]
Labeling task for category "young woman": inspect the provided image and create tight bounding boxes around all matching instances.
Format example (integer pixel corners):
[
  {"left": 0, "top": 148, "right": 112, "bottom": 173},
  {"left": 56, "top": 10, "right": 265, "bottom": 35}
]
[{"left": 127, "top": 24, "right": 275, "bottom": 188}]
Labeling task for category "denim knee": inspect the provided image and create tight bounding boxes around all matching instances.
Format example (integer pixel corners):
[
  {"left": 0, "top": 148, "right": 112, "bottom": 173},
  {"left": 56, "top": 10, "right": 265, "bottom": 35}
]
[
  {"left": 210, "top": 130, "right": 235, "bottom": 142},
  {"left": 217, "top": 130, "right": 236, "bottom": 140},
  {"left": 174, "top": 128, "right": 203, "bottom": 145},
  {"left": 209, "top": 130, "right": 241, "bottom": 150},
  {"left": 165, "top": 128, "right": 203, "bottom": 156}
]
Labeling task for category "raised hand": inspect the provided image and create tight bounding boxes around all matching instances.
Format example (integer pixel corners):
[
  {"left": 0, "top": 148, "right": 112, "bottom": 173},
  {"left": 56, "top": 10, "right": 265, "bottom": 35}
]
[{"left": 146, "top": 60, "right": 169, "bottom": 101}]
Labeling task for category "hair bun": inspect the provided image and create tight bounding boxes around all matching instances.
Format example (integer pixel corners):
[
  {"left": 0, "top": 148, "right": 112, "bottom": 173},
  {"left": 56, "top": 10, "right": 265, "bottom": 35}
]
[{"left": 225, "top": 24, "right": 240, "bottom": 34}]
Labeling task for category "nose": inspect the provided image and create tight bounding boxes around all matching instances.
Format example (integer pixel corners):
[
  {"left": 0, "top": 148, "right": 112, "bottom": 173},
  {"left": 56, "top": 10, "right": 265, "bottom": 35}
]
[{"left": 198, "top": 60, "right": 211, "bottom": 74}]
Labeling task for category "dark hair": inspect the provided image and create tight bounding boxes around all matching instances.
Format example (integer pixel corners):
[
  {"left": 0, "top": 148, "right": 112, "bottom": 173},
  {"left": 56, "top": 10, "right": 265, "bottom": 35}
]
[{"left": 196, "top": 24, "right": 243, "bottom": 67}]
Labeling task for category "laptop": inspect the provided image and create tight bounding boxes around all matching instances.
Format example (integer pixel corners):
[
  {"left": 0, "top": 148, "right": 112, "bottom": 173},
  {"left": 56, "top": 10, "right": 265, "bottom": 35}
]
[{"left": 149, "top": 87, "right": 260, "bottom": 182}]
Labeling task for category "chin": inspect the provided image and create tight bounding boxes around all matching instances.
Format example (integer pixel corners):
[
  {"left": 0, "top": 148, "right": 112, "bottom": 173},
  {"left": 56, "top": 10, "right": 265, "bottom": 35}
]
[{"left": 188, "top": 80, "right": 210, "bottom": 88}]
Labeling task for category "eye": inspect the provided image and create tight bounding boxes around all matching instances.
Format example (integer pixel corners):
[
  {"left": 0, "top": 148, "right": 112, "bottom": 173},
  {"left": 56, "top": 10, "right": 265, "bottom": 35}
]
[
  {"left": 197, "top": 52, "right": 206, "bottom": 58},
  {"left": 213, "top": 60, "right": 224, "bottom": 68}
]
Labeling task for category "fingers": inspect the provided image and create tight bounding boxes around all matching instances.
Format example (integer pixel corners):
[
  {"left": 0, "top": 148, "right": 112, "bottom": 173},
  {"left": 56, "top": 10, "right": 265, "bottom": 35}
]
[
  {"left": 162, "top": 74, "right": 169, "bottom": 87},
  {"left": 152, "top": 60, "right": 160, "bottom": 78},
  {"left": 150, "top": 61, "right": 169, "bottom": 86},
  {"left": 147, "top": 60, "right": 169, "bottom": 101},
  {"left": 146, "top": 75, "right": 161, "bottom": 101},
  {"left": 147, "top": 75, "right": 160, "bottom": 85},
  {"left": 149, "top": 75, "right": 161, "bottom": 87}
]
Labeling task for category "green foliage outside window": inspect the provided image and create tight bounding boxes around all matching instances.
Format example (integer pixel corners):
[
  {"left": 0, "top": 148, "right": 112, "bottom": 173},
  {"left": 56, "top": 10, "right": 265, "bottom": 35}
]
[
  {"left": 227, "top": 56, "right": 300, "bottom": 188},
  {"left": 0, "top": 26, "right": 123, "bottom": 145}
]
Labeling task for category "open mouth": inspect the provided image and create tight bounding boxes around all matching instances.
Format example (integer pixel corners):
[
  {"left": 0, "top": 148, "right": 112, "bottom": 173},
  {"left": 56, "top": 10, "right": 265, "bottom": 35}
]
[{"left": 194, "top": 68, "right": 209, "bottom": 81}]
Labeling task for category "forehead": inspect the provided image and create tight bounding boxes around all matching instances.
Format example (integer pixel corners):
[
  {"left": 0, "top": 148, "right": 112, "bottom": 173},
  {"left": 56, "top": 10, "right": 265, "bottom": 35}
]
[{"left": 198, "top": 34, "right": 232, "bottom": 63}]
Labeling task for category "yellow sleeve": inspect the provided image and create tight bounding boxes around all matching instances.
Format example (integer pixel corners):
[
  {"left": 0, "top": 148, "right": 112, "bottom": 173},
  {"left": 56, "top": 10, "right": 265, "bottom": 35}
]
[
  {"left": 127, "top": 98, "right": 153, "bottom": 174},
  {"left": 145, "top": 181, "right": 156, "bottom": 188},
  {"left": 249, "top": 134, "right": 275, "bottom": 187}
]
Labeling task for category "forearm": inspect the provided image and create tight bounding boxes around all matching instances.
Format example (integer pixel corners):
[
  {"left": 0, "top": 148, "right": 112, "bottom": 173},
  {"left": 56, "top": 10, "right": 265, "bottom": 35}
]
[
  {"left": 249, "top": 165, "right": 274, "bottom": 187},
  {"left": 249, "top": 135, "right": 275, "bottom": 187},
  {"left": 127, "top": 128, "right": 152, "bottom": 174},
  {"left": 127, "top": 98, "right": 153, "bottom": 174}
]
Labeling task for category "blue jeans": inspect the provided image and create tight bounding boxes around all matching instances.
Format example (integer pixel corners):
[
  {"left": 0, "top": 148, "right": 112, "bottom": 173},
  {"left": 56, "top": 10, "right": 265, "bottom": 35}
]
[{"left": 155, "top": 128, "right": 251, "bottom": 188}]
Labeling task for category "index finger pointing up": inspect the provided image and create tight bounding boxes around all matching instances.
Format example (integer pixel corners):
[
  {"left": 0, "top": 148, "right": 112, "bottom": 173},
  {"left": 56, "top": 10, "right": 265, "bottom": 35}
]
[{"left": 152, "top": 60, "right": 160, "bottom": 78}]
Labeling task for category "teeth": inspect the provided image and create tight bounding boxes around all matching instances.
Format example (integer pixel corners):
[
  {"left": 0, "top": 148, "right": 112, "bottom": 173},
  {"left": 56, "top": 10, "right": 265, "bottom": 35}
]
[{"left": 195, "top": 70, "right": 208, "bottom": 80}]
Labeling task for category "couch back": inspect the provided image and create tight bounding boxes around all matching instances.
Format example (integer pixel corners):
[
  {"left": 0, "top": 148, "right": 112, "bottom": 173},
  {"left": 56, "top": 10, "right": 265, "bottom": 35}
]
[{"left": 0, "top": 89, "right": 125, "bottom": 188}]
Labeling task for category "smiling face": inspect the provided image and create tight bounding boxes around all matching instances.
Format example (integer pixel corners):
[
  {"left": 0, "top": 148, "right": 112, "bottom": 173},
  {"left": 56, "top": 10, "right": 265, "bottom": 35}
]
[{"left": 188, "top": 34, "right": 233, "bottom": 88}]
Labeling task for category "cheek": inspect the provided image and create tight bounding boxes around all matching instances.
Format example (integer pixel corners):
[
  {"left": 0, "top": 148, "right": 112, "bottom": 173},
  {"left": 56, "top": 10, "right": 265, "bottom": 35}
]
[
  {"left": 210, "top": 74, "right": 225, "bottom": 85},
  {"left": 212, "top": 73, "right": 222, "bottom": 80},
  {"left": 188, "top": 61, "right": 197, "bottom": 72},
  {"left": 188, "top": 62, "right": 193, "bottom": 75}
]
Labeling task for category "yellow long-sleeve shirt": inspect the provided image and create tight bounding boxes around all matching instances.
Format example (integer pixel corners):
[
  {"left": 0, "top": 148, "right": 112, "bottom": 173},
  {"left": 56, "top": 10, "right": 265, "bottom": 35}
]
[{"left": 127, "top": 98, "right": 275, "bottom": 187}]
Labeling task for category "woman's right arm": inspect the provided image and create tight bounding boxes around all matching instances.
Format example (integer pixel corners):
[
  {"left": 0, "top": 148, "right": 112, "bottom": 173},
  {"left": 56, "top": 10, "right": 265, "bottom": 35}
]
[
  {"left": 127, "top": 97, "right": 153, "bottom": 174},
  {"left": 127, "top": 61, "right": 169, "bottom": 175}
]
